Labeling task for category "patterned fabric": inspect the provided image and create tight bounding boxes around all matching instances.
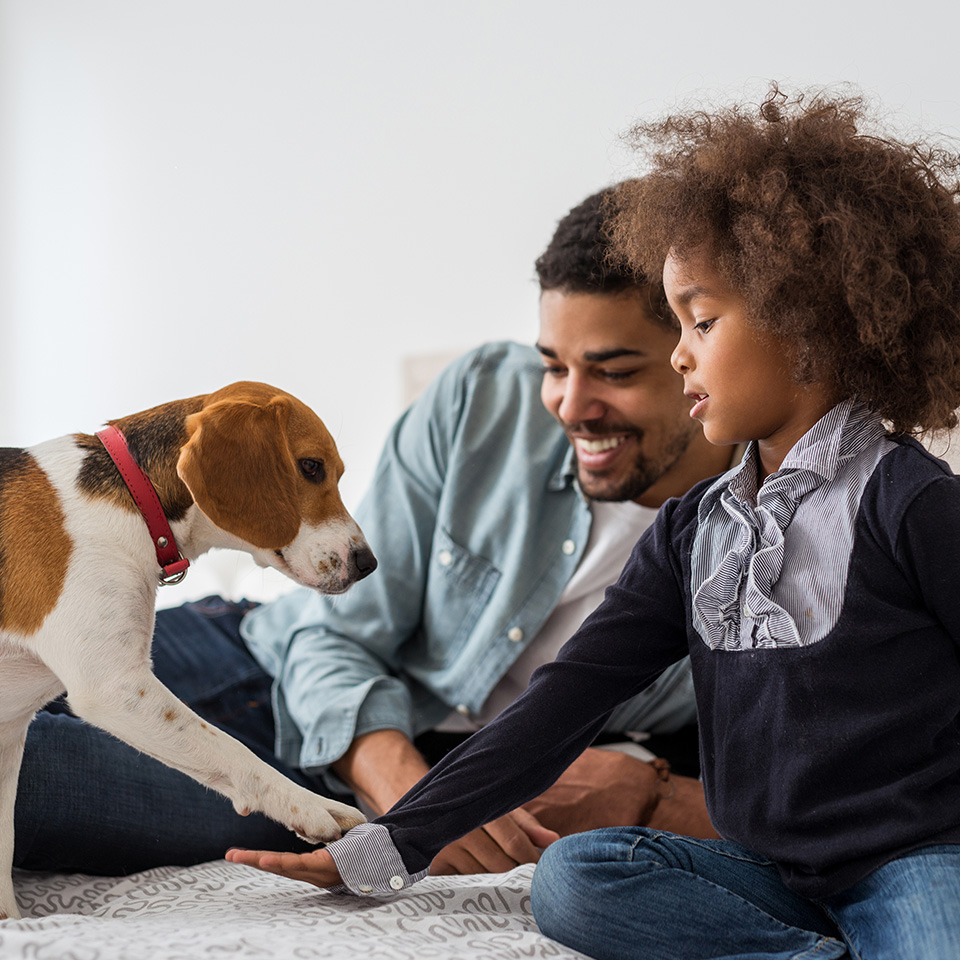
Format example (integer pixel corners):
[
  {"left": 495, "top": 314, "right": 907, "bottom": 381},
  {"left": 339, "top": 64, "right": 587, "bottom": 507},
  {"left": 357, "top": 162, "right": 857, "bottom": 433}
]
[
  {"left": 690, "top": 401, "right": 894, "bottom": 650},
  {"left": 5, "top": 861, "right": 590, "bottom": 960}
]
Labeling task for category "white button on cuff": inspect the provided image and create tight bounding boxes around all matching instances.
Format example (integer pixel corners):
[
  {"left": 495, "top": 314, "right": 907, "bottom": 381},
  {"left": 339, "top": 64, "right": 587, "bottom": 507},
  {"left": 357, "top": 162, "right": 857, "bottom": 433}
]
[
  {"left": 507, "top": 627, "right": 523, "bottom": 642},
  {"left": 390, "top": 875, "right": 405, "bottom": 890},
  {"left": 562, "top": 540, "right": 576, "bottom": 555},
  {"left": 456, "top": 704, "right": 470, "bottom": 716},
  {"left": 358, "top": 885, "right": 373, "bottom": 893},
  {"left": 438, "top": 550, "right": 453, "bottom": 566}
]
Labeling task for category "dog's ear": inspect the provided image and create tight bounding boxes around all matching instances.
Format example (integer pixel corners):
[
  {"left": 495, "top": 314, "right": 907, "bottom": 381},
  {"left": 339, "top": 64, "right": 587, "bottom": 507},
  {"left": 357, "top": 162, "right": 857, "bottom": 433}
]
[{"left": 177, "top": 396, "right": 302, "bottom": 549}]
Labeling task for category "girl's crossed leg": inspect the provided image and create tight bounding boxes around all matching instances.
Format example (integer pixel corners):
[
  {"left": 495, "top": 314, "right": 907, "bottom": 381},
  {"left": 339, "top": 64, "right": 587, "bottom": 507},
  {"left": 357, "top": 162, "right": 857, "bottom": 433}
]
[{"left": 530, "top": 827, "right": 960, "bottom": 960}]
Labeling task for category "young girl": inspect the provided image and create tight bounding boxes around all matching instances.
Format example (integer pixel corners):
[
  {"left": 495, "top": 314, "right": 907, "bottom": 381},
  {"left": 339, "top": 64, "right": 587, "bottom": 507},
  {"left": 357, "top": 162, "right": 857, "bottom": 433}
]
[{"left": 229, "top": 88, "right": 960, "bottom": 959}]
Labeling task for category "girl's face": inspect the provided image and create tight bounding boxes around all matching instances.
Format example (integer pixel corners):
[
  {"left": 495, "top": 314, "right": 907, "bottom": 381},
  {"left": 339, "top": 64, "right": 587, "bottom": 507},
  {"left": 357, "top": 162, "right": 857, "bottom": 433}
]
[{"left": 663, "top": 248, "right": 835, "bottom": 478}]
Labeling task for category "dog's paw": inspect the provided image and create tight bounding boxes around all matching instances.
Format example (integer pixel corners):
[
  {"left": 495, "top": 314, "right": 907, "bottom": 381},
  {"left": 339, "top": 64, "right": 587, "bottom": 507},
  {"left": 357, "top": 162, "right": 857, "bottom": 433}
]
[
  {"left": 290, "top": 798, "right": 366, "bottom": 844},
  {"left": 330, "top": 805, "right": 367, "bottom": 833},
  {"left": 329, "top": 797, "right": 367, "bottom": 829}
]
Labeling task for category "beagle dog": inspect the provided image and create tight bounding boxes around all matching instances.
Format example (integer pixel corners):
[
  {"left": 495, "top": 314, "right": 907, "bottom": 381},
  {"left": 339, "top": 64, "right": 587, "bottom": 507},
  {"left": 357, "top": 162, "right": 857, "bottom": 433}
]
[{"left": 0, "top": 381, "right": 376, "bottom": 919}]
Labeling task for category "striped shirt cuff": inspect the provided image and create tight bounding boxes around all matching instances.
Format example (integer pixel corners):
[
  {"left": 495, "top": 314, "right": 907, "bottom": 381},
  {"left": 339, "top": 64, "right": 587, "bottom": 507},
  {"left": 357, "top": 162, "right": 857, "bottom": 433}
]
[{"left": 325, "top": 822, "right": 428, "bottom": 895}]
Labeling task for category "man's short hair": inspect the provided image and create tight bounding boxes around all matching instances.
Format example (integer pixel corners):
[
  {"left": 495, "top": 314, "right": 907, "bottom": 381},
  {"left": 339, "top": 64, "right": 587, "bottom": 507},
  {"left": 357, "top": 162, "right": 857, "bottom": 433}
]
[
  {"left": 535, "top": 185, "right": 673, "bottom": 326},
  {"left": 535, "top": 186, "right": 643, "bottom": 295}
]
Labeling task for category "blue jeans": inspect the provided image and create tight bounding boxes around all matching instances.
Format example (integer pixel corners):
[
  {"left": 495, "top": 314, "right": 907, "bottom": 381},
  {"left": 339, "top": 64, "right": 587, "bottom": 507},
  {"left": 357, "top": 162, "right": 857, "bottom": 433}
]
[
  {"left": 13, "top": 597, "right": 328, "bottom": 875},
  {"left": 531, "top": 827, "right": 960, "bottom": 960}
]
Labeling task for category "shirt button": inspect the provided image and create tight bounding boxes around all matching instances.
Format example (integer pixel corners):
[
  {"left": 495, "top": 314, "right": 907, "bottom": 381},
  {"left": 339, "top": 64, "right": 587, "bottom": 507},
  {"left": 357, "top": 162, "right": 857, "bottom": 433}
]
[
  {"left": 507, "top": 627, "right": 523, "bottom": 642},
  {"left": 358, "top": 884, "right": 373, "bottom": 893},
  {"left": 456, "top": 704, "right": 470, "bottom": 716},
  {"left": 562, "top": 539, "right": 576, "bottom": 555},
  {"left": 390, "top": 875, "right": 405, "bottom": 890},
  {"left": 438, "top": 550, "right": 453, "bottom": 566}
]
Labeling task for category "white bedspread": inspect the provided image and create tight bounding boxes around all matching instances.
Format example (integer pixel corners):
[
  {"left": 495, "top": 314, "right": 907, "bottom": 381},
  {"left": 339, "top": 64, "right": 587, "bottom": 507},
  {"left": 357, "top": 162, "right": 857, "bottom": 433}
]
[{"left": 3, "top": 860, "right": 591, "bottom": 960}]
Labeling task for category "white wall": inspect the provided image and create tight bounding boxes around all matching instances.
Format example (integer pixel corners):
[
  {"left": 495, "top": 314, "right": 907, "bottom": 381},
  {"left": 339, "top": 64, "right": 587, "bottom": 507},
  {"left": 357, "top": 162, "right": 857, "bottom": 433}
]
[{"left": 3, "top": 0, "right": 960, "bottom": 601}]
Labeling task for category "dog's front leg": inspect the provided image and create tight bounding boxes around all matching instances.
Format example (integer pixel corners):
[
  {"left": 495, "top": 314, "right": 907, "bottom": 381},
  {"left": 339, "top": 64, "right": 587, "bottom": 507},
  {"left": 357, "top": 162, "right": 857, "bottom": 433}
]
[
  {"left": 32, "top": 591, "right": 364, "bottom": 845},
  {"left": 46, "top": 652, "right": 365, "bottom": 845}
]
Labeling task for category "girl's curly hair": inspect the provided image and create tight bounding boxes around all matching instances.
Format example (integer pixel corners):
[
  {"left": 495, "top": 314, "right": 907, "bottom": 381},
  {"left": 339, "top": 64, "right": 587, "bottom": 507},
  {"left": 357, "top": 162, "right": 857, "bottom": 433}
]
[{"left": 610, "top": 84, "right": 960, "bottom": 434}]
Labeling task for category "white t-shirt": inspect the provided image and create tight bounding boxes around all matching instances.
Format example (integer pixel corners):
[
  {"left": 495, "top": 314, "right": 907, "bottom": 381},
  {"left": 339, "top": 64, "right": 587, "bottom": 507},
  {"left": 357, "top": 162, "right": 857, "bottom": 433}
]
[{"left": 442, "top": 499, "right": 658, "bottom": 731}]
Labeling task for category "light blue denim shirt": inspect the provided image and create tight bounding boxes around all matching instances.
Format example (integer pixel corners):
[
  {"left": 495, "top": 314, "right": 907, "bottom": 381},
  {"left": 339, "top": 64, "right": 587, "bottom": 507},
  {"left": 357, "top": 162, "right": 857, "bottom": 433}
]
[{"left": 240, "top": 341, "right": 695, "bottom": 777}]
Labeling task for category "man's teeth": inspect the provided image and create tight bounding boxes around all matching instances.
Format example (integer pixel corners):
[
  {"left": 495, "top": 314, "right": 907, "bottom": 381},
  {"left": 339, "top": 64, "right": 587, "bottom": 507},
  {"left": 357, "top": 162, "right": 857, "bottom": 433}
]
[{"left": 578, "top": 436, "right": 624, "bottom": 453}]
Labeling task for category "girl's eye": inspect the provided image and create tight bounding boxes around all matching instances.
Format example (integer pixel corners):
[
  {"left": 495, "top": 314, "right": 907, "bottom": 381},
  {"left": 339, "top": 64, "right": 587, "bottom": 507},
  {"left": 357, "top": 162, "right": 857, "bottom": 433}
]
[{"left": 694, "top": 318, "right": 717, "bottom": 334}]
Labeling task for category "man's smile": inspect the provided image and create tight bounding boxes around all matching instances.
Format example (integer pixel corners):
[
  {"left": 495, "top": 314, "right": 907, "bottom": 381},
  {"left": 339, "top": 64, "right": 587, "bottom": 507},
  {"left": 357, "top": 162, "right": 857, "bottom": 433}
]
[
  {"left": 576, "top": 435, "right": 626, "bottom": 454},
  {"left": 569, "top": 431, "right": 636, "bottom": 471}
]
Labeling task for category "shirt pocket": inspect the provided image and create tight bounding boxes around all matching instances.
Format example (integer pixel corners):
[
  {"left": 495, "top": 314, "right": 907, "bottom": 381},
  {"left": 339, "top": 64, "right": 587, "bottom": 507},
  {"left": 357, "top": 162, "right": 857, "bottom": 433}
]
[{"left": 419, "top": 526, "right": 501, "bottom": 667}]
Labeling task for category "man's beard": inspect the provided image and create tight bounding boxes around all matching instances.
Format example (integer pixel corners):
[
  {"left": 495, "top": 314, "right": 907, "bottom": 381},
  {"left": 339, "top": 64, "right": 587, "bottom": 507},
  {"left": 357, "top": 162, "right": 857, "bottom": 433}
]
[{"left": 574, "top": 427, "right": 693, "bottom": 503}]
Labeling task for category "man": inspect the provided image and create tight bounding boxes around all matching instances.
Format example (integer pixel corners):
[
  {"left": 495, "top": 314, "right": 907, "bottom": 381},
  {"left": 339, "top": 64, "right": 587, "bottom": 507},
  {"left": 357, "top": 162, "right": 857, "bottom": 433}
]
[{"left": 15, "top": 186, "right": 733, "bottom": 877}]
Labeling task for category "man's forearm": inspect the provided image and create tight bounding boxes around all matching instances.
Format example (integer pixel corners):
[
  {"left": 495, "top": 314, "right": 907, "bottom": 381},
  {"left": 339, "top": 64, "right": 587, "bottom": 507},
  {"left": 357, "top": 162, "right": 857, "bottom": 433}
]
[{"left": 331, "top": 729, "right": 430, "bottom": 816}]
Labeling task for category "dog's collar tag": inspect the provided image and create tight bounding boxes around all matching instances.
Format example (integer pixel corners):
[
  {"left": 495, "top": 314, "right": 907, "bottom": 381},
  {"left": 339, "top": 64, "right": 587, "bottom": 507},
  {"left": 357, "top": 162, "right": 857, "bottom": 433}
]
[{"left": 96, "top": 424, "right": 190, "bottom": 585}]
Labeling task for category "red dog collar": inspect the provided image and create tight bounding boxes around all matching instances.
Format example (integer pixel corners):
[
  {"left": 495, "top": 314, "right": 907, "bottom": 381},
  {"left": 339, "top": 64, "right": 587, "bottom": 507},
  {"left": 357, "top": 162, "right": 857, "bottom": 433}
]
[{"left": 96, "top": 424, "right": 190, "bottom": 585}]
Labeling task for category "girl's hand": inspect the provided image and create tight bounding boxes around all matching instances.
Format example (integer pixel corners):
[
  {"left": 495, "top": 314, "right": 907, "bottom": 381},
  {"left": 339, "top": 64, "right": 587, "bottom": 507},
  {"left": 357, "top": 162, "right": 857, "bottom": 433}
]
[{"left": 225, "top": 845, "right": 343, "bottom": 888}]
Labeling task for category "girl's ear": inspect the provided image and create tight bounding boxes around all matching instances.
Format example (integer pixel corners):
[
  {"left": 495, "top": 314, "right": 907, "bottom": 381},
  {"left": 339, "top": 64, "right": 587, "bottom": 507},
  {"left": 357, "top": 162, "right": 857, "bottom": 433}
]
[{"left": 177, "top": 396, "right": 302, "bottom": 549}]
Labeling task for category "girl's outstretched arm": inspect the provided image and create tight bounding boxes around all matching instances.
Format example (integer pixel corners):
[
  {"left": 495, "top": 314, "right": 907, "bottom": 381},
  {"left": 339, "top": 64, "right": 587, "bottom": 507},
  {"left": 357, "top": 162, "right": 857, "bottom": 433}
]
[{"left": 225, "top": 806, "right": 558, "bottom": 888}]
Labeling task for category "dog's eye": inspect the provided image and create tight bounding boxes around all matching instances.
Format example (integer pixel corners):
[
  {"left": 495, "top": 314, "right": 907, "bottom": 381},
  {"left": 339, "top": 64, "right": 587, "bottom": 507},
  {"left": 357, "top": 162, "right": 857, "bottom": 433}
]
[{"left": 299, "top": 458, "right": 326, "bottom": 483}]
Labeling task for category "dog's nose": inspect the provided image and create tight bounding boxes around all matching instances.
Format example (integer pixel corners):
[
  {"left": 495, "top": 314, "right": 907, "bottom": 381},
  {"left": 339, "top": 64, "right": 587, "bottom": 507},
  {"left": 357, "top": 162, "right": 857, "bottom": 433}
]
[{"left": 347, "top": 544, "right": 378, "bottom": 582}]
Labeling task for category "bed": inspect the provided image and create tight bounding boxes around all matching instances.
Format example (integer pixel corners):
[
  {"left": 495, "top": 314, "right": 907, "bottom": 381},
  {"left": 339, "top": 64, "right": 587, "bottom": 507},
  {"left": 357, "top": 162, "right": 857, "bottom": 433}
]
[{"left": 4, "top": 860, "right": 590, "bottom": 959}]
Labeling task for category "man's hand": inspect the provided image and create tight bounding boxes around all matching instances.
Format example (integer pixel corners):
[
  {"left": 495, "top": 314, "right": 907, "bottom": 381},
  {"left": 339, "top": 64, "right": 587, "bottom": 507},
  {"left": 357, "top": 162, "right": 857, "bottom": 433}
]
[
  {"left": 645, "top": 765, "right": 719, "bottom": 839},
  {"left": 522, "top": 747, "right": 718, "bottom": 839},
  {"left": 521, "top": 747, "right": 660, "bottom": 835},
  {"left": 225, "top": 846, "right": 343, "bottom": 888},
  {"left": 429, "top": 807, "right": 558, "bottom": 875}
]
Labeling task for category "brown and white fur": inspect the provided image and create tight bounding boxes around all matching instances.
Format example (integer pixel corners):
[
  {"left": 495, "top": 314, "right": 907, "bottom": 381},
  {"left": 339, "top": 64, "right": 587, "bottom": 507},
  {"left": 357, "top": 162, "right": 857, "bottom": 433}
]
[{"left": 0, "top": 381, "right": 376, "bottom": 919}]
